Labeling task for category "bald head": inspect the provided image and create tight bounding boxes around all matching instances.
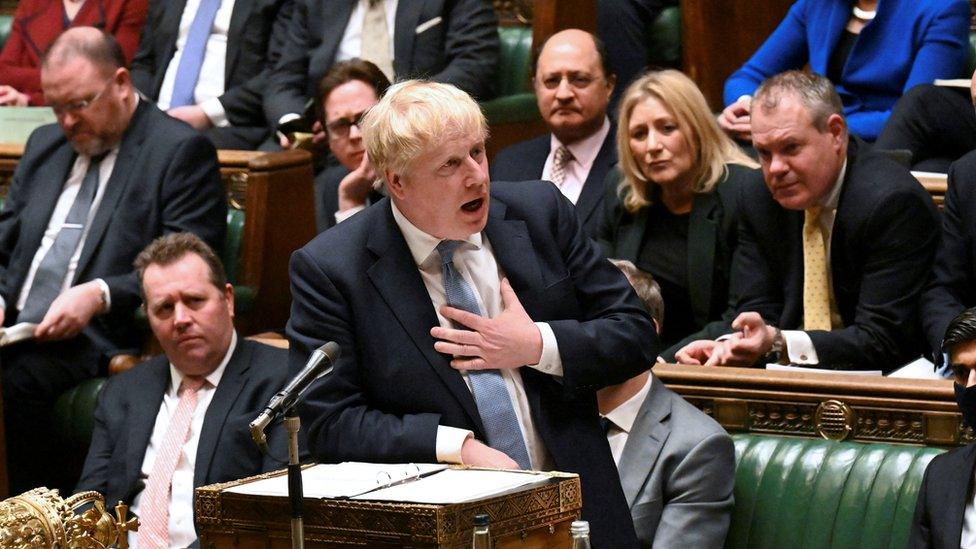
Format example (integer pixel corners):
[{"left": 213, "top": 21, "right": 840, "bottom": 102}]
[
  {"left": 43, "top": 27, "right": 126, "bottom": 74},
  {"left": 532, "top": 29, "right": 615, "bottom": 144}
]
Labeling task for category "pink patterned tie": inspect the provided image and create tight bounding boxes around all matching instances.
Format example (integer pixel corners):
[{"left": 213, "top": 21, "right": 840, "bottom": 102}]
[{"left": 137, "top": 376, "right": 206, "bottom": 548}]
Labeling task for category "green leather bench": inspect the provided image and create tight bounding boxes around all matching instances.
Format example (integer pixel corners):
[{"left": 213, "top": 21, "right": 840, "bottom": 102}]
[
  {"left": 0, "top": 14, "right": 11, "bottom": 51},
  {"left": 727, "top": 434, "right": 943, "bottom": 549}
]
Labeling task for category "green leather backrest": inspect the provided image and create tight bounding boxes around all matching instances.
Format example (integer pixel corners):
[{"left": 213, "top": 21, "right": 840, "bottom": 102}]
[
  {"left": 496, "top": 26, "right": 533, "bottom": 97},
  {"left": 52, "top": 377, "right": 107, "bottom": 451},
  {"left": 648, "top": 6, "right": 682, "bottom": 68},
  {"left": 727, "top": 434, "right": 944, "bottom": 549},
  {"left": 967, "top": 32, "right": 976, "bottom": 78},
  {"left": 0, "top": 15, "right": 12, "bottom": 51}
]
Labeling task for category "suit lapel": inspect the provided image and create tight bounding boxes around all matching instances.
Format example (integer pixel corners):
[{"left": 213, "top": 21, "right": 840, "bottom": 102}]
[
  {"left": 125, "top": 360, "right": 170, "bottom": 498},
  {"left": 365, "top": 203, "right": 485, "bottom": 435},
  {"left": 687, "top": 193, "right": 719, "bottom": 326},
  {"left": 74, "top": 101, "right": 150, "bottom": 281},
  {"left": 945, "top": 444, "right": 976, "bottom": 547},
  {"left": 225, "top": 0, "right": 254, "bottom": 82},
  {"left": 483, "top": 200, "right": 546, "bottom": 314},
  {"left": 21, "top": 145, "right": 76, "bottom": 264},
  {"left": 574, "top": 130, "right": 615, "bottom": 227},
  {"left": 616, "top": 377, "right": 671, "bottom": 508},
  {"left": 195, "top": 340, "right": 250, "bottom": 487},
  {"left": 392, "top": 0, "right": 424, "bottom": 77}
]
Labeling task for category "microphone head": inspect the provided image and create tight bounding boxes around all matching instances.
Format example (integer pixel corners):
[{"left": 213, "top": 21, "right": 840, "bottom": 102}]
[{"left": 318, "top": 341, "right": 341, "bottom": 363}]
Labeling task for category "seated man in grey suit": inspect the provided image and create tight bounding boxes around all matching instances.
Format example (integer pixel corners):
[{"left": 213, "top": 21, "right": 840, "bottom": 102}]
[
  {"left": 268, "top": 0, "right": 499, "bottom": 148},
  {"left": 3, "top": 27, "right": 225, "bottom": 494},
  {"left": 77, "top": 233, "right": 292, "bottom": 548},
  {"left": 313, "top": 59, "right": 390, "bottom": 232},
  {"left": 490, "top": 29, "right": 617, "bottom": 238},
  {"left": 602, "top": 259, "right": 735, "bottom": 548}
]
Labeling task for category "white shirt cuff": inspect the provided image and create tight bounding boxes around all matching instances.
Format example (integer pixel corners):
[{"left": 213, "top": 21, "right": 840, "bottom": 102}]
[
  {"left": 334, "top": 205, "right": 366, "bottom": 225},
  {"left": 278, "top": 113, "right": 301, "bottom": 126},
  {"left": 93, "top": 278, "right": 111, "bottom": 313},
  {"left": 200, "top": 97, "right": 230, "bottom": 128},
  {"left": 528, "top": 322, "right": 563, "bottom": 376},
  {"left": 435, "top": 426, "right": 472, "bottom": 463},
  {"left": 781, "top": 330, "right": 818, "bottom": 364}
]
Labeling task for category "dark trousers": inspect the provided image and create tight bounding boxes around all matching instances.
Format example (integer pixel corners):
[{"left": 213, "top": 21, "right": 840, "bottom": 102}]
[
  {"left": 876, "top": 84, "right": 976, "bottom": 172},
  {"left": 2, "top": 336, "right": 101, "bottom": 496}
]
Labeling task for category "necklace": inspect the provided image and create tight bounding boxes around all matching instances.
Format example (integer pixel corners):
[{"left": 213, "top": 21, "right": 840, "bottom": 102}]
[{"left": 852, "top": 6, "right": 876, "bottom": 20}]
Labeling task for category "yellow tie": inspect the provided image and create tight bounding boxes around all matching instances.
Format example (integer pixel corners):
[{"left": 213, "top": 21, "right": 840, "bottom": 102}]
[
  {"left": 361, "top": 0, "right": 394, "bottom": 81},
  {"left": 803, "top": 207, "right": 832, "bottom": 331}
]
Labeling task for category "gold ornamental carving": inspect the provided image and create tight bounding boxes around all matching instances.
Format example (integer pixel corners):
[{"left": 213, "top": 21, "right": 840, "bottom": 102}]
[
  {"left": 815, "top": 400, "right": 856, "bottom": 441},
  {"left": 0, "top": 488, "right": 138, "bottom": 548}
]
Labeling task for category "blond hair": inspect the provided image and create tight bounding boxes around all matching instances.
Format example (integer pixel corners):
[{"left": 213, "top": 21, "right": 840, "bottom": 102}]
[
  {"left": 361, "top": 80, "right": 489, "bottom": 175},
  {"left": 616, "top": 70, "right": 756, "bottom": 214}
]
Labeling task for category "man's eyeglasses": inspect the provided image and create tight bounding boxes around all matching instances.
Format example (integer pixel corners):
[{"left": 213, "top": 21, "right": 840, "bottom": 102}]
[
  {"left": 326, "top": 111, "right": 368, "bottom": 138},
  {"left": 537, "top": 73, "right": 600, "bottom": 90},
  {"left": 49, "top": 78, "right": 115, "bottom": 116}
]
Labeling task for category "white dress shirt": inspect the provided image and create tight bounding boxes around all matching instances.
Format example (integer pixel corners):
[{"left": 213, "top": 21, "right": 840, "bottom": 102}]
[
  {"left": 962, "top": 468, "right": 976, "bottom": 548},
  {"left": 157, "top": 0, "right": 236, "bottom": 127},
  {"left": 541, "top": 117, "right": 611, "bottom": 205},
  {"left": 780, "top": 159, "right": 847, "bottom": 365},
  {"left": 128, "top": 332, "right": 238, "bottom": 549},
  {"left": 12, "top": 139, "right": 129, "bottom": 313},
  {"left": 336, "top": 0, "right": 398, "bottom": 65},
  {"left": 603, "top": 374, "right": 652, "bottom": 465},
  {"left": 391, "top": 201, "right": 559, "bottom": 470}
]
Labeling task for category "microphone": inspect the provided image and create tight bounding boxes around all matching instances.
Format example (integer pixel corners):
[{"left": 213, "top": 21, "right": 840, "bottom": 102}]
[{"left": 250, "top": 341, "right": 341, "bottom": 452}]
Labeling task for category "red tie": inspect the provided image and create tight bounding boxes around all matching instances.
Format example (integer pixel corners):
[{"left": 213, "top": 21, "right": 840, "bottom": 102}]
[{"left": 138, "top": 376, "right": 206, "bottom": 547}]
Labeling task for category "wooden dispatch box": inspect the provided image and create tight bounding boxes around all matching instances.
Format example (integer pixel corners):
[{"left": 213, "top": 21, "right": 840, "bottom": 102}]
[{"left": 195, "top": 469, "right": 582, "bottom": 548}]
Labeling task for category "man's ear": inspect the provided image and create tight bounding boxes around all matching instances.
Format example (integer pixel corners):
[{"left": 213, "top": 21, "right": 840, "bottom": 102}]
[
  {"left": 224, "top": 283, "right": 235, "bottom": 318},
  {"left": 386, "top": 170, "right": 405, "bottom": 200},
  {"left": 826, "top": 113, "right": 846, "bottom": 148}
]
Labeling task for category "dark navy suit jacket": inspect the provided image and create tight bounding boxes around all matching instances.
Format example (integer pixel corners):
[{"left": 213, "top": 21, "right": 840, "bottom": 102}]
[
  {"left": 287, "top": 181, "right": 656, "bottom": 548},
  {"left": 490, "top": 129, "right": 617, "bottom": 239},
  {"left": 76, "top": 340, "right": 292, "bottom": 519},
  {"left": 909, "top": 443, "right": 974, "bottom": 548}
]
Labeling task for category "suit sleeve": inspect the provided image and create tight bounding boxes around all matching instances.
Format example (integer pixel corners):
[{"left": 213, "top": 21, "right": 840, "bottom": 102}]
[
  {"left": 102, "top": 132, "right": 225, "bottom": 315},
  {"left": 727, "top": 181, "right": 786, "bottom": 328},
  {"left": 217, "top": 0, "right": 294, "bottom": 127},
  {"left": 75, "top": 376, "right": 124, "bottom": 495},
  {"left": 128, "top": 0, "right": 166, "bottom": 97},
  {"left": 263, "top": 0, "right": 313, "bottom": 126},
  {"left": 540, "top": 184, "right": 658, "bottom": 396},
  {"left": 921, "top": 148, "right": 974, "bottom": 362},
  {"left": 0, "top": 129, "right": 40, "bottom": 308},
  {"left": 908, "top": 463, "right": 935, "bottom": 549},
  {"left": 808, "top": 187, "right": 938, "bottom": 371},
  {"left": 651, "top": 432, "right": 736, "bottom": 548},
  {"left": 723, "top": 0, "right": 810, "bottom": 106},
  {"left": 431, "top": 0, "right": 500, "bottom": 100},
  {"left": 286, "top": 248, "right": 441, "bottom": 463}
]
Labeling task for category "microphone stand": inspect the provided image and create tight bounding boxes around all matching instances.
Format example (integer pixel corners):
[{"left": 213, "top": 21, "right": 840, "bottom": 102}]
[{"left": 284, "top": 405, "right": 304, "bottom": 549}]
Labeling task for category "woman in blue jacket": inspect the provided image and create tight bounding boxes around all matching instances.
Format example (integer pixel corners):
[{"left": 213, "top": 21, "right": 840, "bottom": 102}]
[{"left": 719, "top": 0, "right": 969, "bottom": 142}]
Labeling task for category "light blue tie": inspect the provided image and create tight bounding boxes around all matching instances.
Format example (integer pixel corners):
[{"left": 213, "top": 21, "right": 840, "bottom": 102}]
[
  {"left": 437, "top": 240, "right": 532, "bottom": 470},
  {"left": 169, "top": 0, "right": 222, "bottom": 108}
]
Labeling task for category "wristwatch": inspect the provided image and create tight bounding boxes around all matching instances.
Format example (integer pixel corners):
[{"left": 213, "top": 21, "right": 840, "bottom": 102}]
[{"left": 764, "top": 327, "right": 786, "bottom": 365}]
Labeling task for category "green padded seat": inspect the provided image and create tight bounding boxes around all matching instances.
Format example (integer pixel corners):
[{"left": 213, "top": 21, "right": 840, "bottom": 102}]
[
  {"left": 224, "top": 207, "right": 254, "bottom": 314},
  {"left": 481, "top": 26, "right": 540, "bottom": 126},
  {"left": 52, "top": 377, "right": 107, "bottom": 451},
  {"left": 727, "top": 434, "right": 944, "bottom": 549}
]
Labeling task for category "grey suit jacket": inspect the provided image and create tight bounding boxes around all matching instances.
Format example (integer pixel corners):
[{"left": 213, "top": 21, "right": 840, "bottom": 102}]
[{"left": 617, "top": 374, "right": 735, "bottom": 548}]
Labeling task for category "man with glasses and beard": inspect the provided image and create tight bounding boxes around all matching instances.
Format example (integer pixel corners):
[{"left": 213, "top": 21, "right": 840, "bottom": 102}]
[{"left": 1, "top": 26, "right": 225, "bottom": 495}]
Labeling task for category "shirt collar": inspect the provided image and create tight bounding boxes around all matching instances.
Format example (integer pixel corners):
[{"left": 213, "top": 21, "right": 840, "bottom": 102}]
[
  {"left": 550, "top": 116, "right": 611, "bottom": 171},
  {"left": 167, "top": 331, "right": 238, "bottom": 395},
  {"left": 390, "top": 200, "right": 484, "bottom": 269},
  {"left": 820, "top": 158, "right": 847, "bottom": 210},
  {"left": 603, "top": 374, "right": 653, "bottom": 434}
]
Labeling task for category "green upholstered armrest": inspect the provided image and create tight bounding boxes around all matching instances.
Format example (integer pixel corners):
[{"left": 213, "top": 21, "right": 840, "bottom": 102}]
[
  {"left": 0, "top": 15, "right": 12, "bottom": 51},
  {"left": 52, "top": 377, "right": 107, "bottom": 451},
  {"left": 727, "top": 434, "right": 944, "bottom": 549},
  {"left": 224, "top": 207, "right": 255, "bottom": 313},
  {"left": 648, "top": 6, "right": 681, "bottom": 69}
]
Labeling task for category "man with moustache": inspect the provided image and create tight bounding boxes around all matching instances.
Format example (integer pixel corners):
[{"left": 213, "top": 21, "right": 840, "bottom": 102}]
[
  {"left": 675, "top": 71, "right": 937, "bottom": 372},
  {"left": 288, "top": 80, "right": 656, "bottom": 547},
  {"left": 1, "top": 27, "right": 225, "bottom": 493},
  {"left": 490, "top": 29, "right": 617, "bottom": 238}
]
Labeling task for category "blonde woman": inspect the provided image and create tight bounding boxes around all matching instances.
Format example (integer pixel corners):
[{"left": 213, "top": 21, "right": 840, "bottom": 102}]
[{"left": 598, "top": 70, "right": 759, "bottom": 358}]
